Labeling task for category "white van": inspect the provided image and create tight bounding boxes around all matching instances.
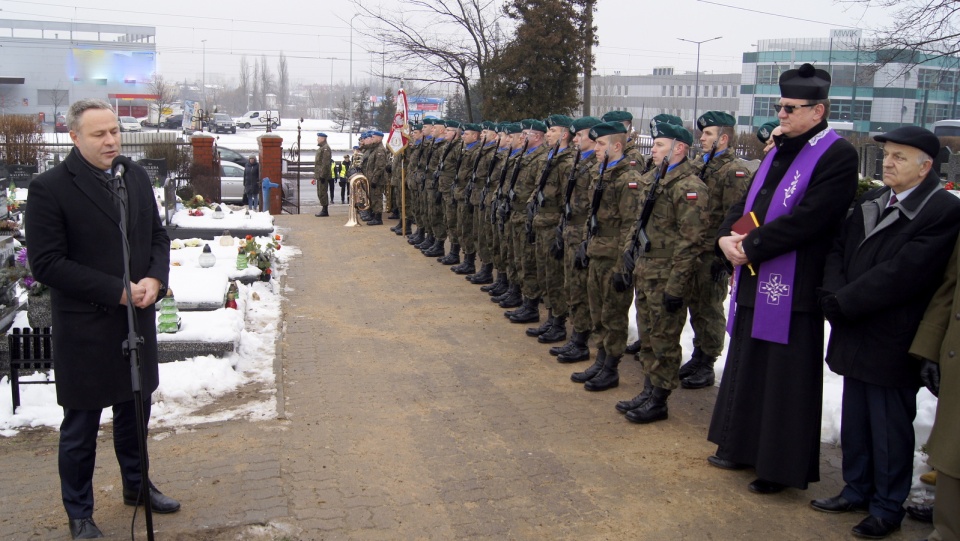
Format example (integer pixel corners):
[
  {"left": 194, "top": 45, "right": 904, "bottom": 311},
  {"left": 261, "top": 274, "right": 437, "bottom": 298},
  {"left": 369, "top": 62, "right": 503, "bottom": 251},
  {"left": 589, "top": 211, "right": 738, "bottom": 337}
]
[{"left": 235, "top": 110, "right": 280, "bottom": 129}]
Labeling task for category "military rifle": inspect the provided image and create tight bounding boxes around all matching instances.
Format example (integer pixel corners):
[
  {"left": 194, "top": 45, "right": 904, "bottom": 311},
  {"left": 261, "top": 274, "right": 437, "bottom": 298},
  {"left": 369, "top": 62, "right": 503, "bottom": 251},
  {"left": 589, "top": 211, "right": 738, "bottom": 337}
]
[
  {"left": 437, "top": 139, "right": 466, "bottom": 205},
  {"left": 698, "top": 139, "right": 718, "bottom": 181},
  {"left": 418, "top": 139, "right": 437, "bottom": 190},
  {"left": 496, "top": 139, "right": 529, "bottom": 231},
  {"left": 550, "top": 149, "right": 582, "bottom": 260},
  {"left": 621, "top": 138, "right": 677, "bottom": 277},
  {"left": 574, "top": 154, "right": 610, "bottom": 270},
  {"left": 478, "top": 145, "right": 503, "bottom": 213},
  {"left": 431, "top": 138, "right": 456, "bottom": 192},
  {"left": 463, "top": 136, "right": 488, "bottom": 210},
  {"left": 490, "top": 147, "right": 514, "bottom": 225},
  {"left": 526, "top": 139, "right": 563, "bottom": 244}
]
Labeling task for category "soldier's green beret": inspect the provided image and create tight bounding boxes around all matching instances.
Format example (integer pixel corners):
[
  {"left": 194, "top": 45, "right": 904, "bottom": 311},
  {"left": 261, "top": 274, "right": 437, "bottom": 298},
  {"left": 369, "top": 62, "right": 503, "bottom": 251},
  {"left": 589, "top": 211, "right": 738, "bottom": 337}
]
[
  {"left": 570, "top": 116, "right": 602, "bottom": 134},
  {"left": 462, "top": 123, "right": 481, "bottom": 132},
  {"left": 411, "top": 123, "right": 423, "bottom": 131},
  {"left": 650, "top": 114, "right": 683, "bottom": 134},
  {"left": 588, "top": 121, "right": 628, "bottom": 141},
  {"left": 697, "top": 111, "right": 736, "bottom": 130},
  {"left": 757, "top": 120, "right": 780, "bottom": 143},
  {"left": 422, "top": 118, "right": 435, "bottom": 125},
  {"left": 481, "top": 120, "right": 497, "bottom": 131},
  {"left": 504, "top": 122, "right": 523, "bottom": 134},
  {"left": 651, "top": 121, "right": 693, "bottom": 145},
  {"left": 444, "top": 119, "right": 463, "bottom": 129},
  {"left": 520, "top": 119, "right": 547, "bottom": 132},
  {"left": 546, "top": 114, "right": 574, "bottom": 128},
  {"left": 601, "top": 110, "right": 633, "bottom": 123}
]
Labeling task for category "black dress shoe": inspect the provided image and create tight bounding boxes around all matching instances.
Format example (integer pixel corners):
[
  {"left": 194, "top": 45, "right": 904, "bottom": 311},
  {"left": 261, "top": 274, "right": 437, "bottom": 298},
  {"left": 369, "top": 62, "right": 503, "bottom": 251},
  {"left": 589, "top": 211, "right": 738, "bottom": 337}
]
[
  {"left": 69, "top": 517, "right": 103, "bottom": 539},
  {"left": 707, "top": 455, "right": 748, "bottom": 470},
  {"left": 810, "top": 494, "right": 868, "bottom": 513},
  {"left": 852, "top": 515, "right": 900, "bottom": 539},
  {"left": 123, "top": 485, "right": 181, "bottom": 514},
  {"left": 905, "top": 504, "right": 933, "bottom": 523},
  {"left": 748, "top": 478, "right": 786, "bottom": 494}
]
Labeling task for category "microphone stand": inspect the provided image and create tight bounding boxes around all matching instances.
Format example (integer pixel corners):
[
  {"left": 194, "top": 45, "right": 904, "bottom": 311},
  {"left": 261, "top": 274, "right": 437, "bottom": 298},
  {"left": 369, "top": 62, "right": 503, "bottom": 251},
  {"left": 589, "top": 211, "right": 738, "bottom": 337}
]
[{"left": 114, "top": 160, "right": 156, "bottom": 541}]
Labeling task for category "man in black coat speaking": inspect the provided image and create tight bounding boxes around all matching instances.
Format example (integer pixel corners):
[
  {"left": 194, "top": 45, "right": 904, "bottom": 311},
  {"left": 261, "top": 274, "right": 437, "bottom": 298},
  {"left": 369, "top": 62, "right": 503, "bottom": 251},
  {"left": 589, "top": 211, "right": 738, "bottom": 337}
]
[
  {"left": 812, "top": 126, "right": 960, "bottom": 539},
  {"left": 26, "top": 98, "right": 178, "bottom": 539}
]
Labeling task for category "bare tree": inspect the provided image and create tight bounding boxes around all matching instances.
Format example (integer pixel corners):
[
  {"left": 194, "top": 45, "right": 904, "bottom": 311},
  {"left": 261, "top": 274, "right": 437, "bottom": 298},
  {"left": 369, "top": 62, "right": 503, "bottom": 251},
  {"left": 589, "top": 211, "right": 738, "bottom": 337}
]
[
  {"left": 252, "top": 59, "right": 263, "bottom": 110},
  {"left": 277, "top": 52, "right": 290, "bottom": 117},
  {"left": 258, "top": 55, "right": 273, "bottom": 110},
  {"left": 853, "top": 0, "right": 960, "bottom": 73},
  {"left": 332, "top": 94, "right": 352, "bottom": 131},
  {"left": 49, "top": 80, "right": 69, "bottom": 122},
  {"left": 352, "top": 0, "right": 507, "bottom": 121},
  {"left": 148, "top": 73, "right": 176, "bottom": 132},
  {"left": 238, "top": 56, "right": 251, "bottom": 112}
]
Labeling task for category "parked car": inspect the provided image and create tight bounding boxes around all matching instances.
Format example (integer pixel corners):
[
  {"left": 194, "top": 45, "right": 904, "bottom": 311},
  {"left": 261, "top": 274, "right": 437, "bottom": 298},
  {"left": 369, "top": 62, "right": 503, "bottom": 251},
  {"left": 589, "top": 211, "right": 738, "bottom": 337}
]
[
  {"left": 54, "top": 114, "right": 68, "bottom": 133},
  {"left": 235, "top": 110, "right": 279, "bottom": 129},
  {"left": 118, "top": 116, "right": 142, "bottom": 132},
  {"left": 217, "top": 146, "right": 248, "bottom": 166},
  {"left": 162, "top": 114, "right": 184, "bottom": 129},
  {"left": 209, "top": 113, "right": 237, "bottom": 134},
  {"left": 220, "top": 161, "right": 246, "bottom": 203}
]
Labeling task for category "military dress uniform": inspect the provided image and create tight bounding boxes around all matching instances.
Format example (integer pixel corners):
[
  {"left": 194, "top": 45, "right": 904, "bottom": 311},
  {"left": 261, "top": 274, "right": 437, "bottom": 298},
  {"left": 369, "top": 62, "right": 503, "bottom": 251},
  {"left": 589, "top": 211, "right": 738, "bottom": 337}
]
[{"left": 621, "top": 131, "right": 710, "bottom": 423}]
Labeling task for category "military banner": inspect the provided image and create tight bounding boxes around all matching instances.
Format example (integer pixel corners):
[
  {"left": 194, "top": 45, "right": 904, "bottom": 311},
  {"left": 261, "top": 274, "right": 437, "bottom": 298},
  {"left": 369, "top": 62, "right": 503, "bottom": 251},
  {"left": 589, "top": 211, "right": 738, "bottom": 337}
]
[{"left": 387, "top": 88, "right": 409, "bottom": 155}]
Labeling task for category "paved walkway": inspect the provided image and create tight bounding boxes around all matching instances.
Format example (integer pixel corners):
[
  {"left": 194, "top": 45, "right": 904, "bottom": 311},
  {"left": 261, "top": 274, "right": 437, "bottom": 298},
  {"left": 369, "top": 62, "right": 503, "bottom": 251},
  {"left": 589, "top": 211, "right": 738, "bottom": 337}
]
[{"left": 0, "top": 203, "right": 930, "bottom": 540}]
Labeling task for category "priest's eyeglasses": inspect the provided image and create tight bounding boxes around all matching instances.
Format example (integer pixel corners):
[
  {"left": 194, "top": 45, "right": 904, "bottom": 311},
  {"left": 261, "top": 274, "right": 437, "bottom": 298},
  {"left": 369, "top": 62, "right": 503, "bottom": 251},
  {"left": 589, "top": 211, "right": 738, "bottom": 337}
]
[{"left": 774, "top": 103, "right": 818, "bottom": 114}]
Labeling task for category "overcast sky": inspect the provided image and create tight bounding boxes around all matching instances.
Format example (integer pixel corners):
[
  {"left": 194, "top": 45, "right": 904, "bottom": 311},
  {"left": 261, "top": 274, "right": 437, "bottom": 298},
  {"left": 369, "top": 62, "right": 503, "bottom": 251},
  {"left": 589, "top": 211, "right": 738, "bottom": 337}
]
[{"left": 0, "top": 0, "right": 893, "bottom": 93}]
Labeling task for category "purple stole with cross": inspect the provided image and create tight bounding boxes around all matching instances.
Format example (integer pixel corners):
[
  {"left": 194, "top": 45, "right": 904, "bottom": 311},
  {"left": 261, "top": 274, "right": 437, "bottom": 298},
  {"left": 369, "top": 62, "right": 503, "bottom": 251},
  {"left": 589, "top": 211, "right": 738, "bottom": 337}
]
[{"left": 727, "top": 127, "right": 840, "bottom": 344}]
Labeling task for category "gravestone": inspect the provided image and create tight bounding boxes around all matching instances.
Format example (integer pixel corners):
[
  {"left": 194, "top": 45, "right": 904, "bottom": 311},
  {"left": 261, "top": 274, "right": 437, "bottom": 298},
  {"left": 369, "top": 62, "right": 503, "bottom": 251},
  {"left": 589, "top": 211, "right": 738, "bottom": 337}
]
[
  {"left": 138, "top": 158, "right": 168, "bottom": 186},
  {"left": 163, "top": 179, "right": 177, "bottom": 225},
  {"left": 940, "top": 152, "right": 960, "bottom": 185},
  {"left": 7, "top": 165, "right": 37, "bottom": 188}
]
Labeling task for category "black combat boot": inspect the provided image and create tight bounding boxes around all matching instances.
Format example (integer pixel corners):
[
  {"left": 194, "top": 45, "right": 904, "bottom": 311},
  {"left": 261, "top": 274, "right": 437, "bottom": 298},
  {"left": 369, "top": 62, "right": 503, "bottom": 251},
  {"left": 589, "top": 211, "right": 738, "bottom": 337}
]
[
  {"left": 681, "top": 356, "right": 717, "bottom": 389},
  {"left": 509, "top": 297, "right": 540, "bottom": 323},
  {"left": 678, "top": 347, "right": 704, "bottom": 379},
  {"left": 571, "top": 348, "right": 605, "bottom": 383},
  {"left": 423, "top": 238, "right": 446, "bottom": 257},
  {"left": 401, "top": 221, "right": 412, "bottom": 235},
  {"left": 453, "top": 252, "right": 476, "bottom": 274},
  {"left": 360, "top": 210, "right": 372, "bottom": 221},
  {"left": 584, "top": 354, "right": 621, "bottom": 391},
  {"left": 491, "top": 282, "right": 516, "bottom": 303},
  {"left": 407, "top": 227, "right": 423, "bottom": 244},
  {"left": 616, "top": 376, "right": 654, "bottom": 413},
  {"left": 367, "top": 212, "right": 383, "bottom": 225},
  {"left": 625, "top": 339, "right": 642, "bottom": 355},
  {"left": 439, "top": 243, "right": 461, "bottom": 265},
  {"left": 526, "top": 310, "right": 554, "bottom": 337},
  {"left": 626, "top": 387, "right": 671, "bottom": 424},
  {"left": 416, "top": 234, "right": 434, "bottom": 250},
  {"left": 387, "top": 209, "right": 400, "bottom": 219},
  {"left": 315, "top": 206, "right": 329, "bottom": 217},
  {"left": 468, "top": 263, "right": 494, "bottom": 284},
  {"left": 498, "top": 285, "right": 523, "bottom": 308},
  {"left": 488, "top": 277, "right": 510, "bottom": 297},
  {"left": 538, "top": 315, "right": 567, "bottom": 343},
  {"left": 481, "top": 272, "right": 505, "bottom": 293},
  {"left": 557, "top": 331, "right": 591, "bottom": 362}
]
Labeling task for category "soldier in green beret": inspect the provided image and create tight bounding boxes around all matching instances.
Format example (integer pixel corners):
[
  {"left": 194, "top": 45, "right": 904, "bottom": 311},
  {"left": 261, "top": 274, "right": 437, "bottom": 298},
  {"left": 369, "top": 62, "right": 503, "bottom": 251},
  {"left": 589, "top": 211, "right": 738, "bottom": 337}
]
[
  {"left": 550, "top": 116, "right": 603, "bottom": 362},
  {"left": 466, "top": 121, "right": 502, "bottom": 284},
  {"left": 677, "top": 111, "right": 751, "bottom": 389},
  {"left": 450, "top": 123, "right": 483, "bottom": 273},
  {"left": 602, "top": 110, "right": 645, "bottom": 174},
  {"left": 490, "top": 123, "right": 527, "bottom": 305},
  {"left": 525, "top": 114, "right": 577, "bottom": 342},
  {"left": 757, "top": 119, "right": 781, "bottom": 154},
  {"left": 408, "top": 120, "right": 434, "bottom": 247},
  {"left": 436, "top": 120, "right": 464, "bottom": 264},
  {"left": 421, "top": 120, "right": 451, "bottom": 256},
  {"left": 616, "top": 121, "right": 710, "bottom": 423},
  {"left": 569, "top": 121, "right": 641, "bottom": 391}
]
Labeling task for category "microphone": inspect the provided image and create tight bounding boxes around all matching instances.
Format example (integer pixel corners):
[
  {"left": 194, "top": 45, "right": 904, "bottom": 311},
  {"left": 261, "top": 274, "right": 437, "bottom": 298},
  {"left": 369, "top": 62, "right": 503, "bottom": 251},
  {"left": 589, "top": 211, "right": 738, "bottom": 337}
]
[{"left": 111, "top": 155, "right": 134, "bottom": 181}]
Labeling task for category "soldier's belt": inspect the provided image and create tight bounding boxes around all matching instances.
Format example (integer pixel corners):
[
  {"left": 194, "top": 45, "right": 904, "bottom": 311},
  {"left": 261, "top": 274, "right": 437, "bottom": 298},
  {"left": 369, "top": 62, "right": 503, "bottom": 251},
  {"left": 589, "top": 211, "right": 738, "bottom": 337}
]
[
  {"left": 595, "top": 226, "right": 623, "bottom": 237},
  {"left": 641, "top": 248, "right": 674, "bottom": 259}
]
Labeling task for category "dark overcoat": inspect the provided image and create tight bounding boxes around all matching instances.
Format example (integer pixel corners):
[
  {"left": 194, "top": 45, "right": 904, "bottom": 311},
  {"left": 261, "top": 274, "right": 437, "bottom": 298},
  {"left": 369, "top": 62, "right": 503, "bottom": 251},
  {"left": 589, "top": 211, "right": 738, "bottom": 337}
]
[
  {"left": 26, "top": 147, "right": 170, "bottom": 409},
  {"left": 824, "top": 172, "right": 960, "bottom": 388}
]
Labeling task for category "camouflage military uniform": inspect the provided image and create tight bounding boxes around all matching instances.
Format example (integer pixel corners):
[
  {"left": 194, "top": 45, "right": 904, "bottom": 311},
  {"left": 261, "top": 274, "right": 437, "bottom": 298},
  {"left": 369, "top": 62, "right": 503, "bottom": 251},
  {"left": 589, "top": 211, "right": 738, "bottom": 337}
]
[
  {"left": 488, "top": 146, "right": 514, "bottom": 275},
  {"left": 532, "top": 146, "right": 575, "bottom": 318},
  {"left": 630, "top": 158, "right": 709, "bottom": 389},
  {"left": 414, "top": 138, "right": 436, "bottom": 238},
  {"left": 688, "top": 150, "right": 749, "bottom": 358},
  {"left": 586, "top": 158, "right": 640, "bottom": 358},
  {"left": 471, "top": 142, "right": 500, "bottom": 266},
  {"left": 426, "top": 138, "right": 448, "bottom": 240},
  {"left": 314, "top": 140, "right": 332, "bottom": 207},
  {"left": 403, "top": 141, "right": 421, "bottom": 227},
  {"left": 509, "top": 144, "right": 549, "bottom": 299},
  {"left": 497, "top": 148, "right": 523, "bottom": 285},
  {"left": 564, "top": 150, "right": 598, "bottom": 334},
  {"left": 454, "top": 140, "right": 481, "bottom": 256},
  {"left": 623, "top": 138, "right": 646, "bottom": 174},
  {"left": 367, "top": 143, "right": 390, "bottom": 214},
  {"left": 438, "top": 140, "right": 464, "bottom": 247}
]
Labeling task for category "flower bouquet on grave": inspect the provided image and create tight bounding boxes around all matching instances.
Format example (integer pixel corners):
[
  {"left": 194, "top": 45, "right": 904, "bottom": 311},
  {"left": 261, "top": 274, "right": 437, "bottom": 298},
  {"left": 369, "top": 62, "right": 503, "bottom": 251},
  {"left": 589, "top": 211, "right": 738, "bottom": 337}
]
[{"left": 238, "top": 235, "right": 280, "bottom": 279}]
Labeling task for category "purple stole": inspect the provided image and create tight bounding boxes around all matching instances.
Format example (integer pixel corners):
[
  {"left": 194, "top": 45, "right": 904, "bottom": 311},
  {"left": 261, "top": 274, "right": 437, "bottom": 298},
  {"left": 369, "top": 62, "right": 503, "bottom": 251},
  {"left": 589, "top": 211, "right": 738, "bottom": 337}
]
[{"left": 727, "top": 127, "right": 840, "bottom": 344}]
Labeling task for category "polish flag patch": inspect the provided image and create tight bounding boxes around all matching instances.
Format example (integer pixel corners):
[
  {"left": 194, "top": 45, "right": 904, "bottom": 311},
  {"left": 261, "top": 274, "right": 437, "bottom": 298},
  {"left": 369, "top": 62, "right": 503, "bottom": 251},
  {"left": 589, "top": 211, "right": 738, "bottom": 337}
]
[
  {"left": 629, "top": 161, "right": 637, "bottom": 166},
  {"left": 735, "top": 170, "right": 747, "bottom": 177},
  {"left": 686, "top": 192, "right": 698, "bottom": 200},
  {"left": 628, "top": 181, "right": 638, "bottom": 189}
]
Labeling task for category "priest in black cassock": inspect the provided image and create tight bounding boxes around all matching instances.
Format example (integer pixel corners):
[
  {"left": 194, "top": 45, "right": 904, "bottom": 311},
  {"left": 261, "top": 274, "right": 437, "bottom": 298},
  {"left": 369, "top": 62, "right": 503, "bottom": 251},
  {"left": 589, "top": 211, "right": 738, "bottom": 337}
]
[{"left": 707, "top": 64, "right": 859, "bottom": 494}]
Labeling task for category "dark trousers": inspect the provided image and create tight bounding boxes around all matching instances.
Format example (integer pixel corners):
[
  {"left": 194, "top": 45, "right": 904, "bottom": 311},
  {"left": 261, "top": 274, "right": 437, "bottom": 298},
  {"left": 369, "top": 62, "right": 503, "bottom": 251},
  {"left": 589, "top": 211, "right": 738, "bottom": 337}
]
[
  {"left": 59, "top": 398, "right": 151, "bottom": 519},
  {"left": 340, "top": 181, "right": 350, "bottom": 204},
  {"left": 329, "top": 179, "right": 336, "bottom": 203},
  {"left": 839, "top": 377, "right": 916, "bottom": 524}
]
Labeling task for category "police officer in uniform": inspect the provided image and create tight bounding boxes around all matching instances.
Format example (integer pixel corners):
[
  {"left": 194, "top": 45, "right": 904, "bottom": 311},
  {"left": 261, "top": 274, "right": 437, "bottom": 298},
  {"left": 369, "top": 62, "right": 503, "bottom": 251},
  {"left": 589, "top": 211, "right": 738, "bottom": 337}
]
[
  {"left": 678, "top": 111, "right": 750, "bottom": 389},
  {"left": 314, "top": 132, "right": 332, "bottom": 217}
]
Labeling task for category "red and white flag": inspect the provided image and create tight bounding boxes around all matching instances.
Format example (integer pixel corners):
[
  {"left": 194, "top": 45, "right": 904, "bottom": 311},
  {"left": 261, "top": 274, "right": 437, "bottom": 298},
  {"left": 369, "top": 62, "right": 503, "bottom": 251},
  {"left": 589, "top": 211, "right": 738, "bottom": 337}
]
[{"left": 387, "top": 87, "right": 410, "bottom": 155}]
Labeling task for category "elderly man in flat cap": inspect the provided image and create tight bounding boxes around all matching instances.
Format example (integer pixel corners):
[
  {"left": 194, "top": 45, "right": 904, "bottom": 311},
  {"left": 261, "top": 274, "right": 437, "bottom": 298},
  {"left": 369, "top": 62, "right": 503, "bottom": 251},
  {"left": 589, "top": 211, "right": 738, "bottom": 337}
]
[
  {"left": 708, "top": 63, "right": 859, "bottom": 495},
  {"left": 812, "top": 126, "right": 960, "bottom": 539}
]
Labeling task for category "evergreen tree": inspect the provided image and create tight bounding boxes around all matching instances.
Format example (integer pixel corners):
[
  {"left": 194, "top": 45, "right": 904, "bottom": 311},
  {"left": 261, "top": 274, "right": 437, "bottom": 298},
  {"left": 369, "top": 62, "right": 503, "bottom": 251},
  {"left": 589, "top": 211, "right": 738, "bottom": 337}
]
[
  {"left": 447, "top": 89, "right": 469, "bottom": 122},
  {"left": 483, "top": 0, "right": 584, "bottom": 119},
  {"left": 375, "top": 89, "right": 396, "bottom": 131}
]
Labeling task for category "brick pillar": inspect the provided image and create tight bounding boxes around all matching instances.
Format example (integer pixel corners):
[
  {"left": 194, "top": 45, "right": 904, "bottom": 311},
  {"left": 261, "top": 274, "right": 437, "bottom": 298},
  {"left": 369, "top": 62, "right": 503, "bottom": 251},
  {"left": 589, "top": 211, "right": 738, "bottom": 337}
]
[
  {"left": 190, "top": 133, "right": 219, "bottom": 201},
  {"left": 258, "top": 134, "right": 283, "bottom": 215}
]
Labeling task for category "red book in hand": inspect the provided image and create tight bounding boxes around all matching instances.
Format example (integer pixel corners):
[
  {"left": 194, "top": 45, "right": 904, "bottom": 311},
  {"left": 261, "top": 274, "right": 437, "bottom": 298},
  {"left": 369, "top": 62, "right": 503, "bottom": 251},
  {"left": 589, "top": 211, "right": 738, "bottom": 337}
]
[{"left": 731, "top": 211, "right": 760, "bottom": 235}]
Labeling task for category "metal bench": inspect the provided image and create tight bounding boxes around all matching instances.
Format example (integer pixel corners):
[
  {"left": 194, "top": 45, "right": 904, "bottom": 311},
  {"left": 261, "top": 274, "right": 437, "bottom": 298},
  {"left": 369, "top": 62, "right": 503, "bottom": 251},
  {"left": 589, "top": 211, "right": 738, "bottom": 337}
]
[{"left": 8, "top": 327, "right": 54, "bottom": 412}]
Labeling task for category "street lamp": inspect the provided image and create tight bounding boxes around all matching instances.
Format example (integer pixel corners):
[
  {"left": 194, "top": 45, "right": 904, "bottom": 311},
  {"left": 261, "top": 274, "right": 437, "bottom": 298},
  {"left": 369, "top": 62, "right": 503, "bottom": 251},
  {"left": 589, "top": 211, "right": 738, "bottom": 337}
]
[
  {"left": 678, "top": 36, "right": 721, "bottom": 128},
  {"left": 201, "top": 39, "right": 207, "bottom": 117},
  {"left": 349, "top": 13, "right": 360, "bottom": 148}
]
